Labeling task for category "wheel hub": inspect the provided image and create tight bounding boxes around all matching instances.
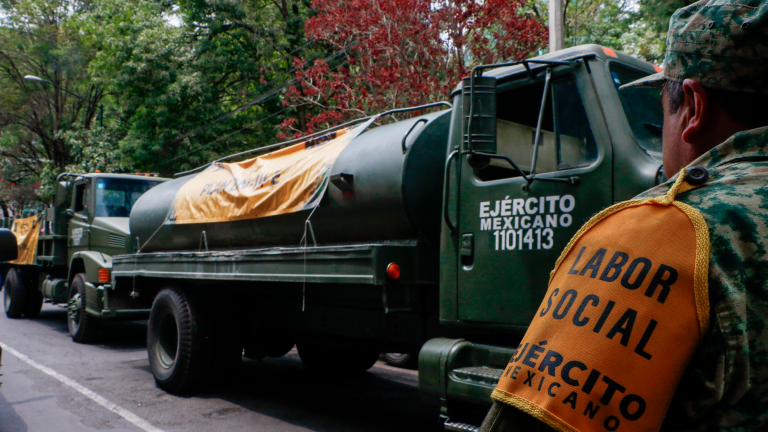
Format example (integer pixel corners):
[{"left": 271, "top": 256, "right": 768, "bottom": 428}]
[
  {"left": 68, "top": 293, "right": 82, "bottom": 328},
  {"left": 156, "top": 311, "right": 179, "bottom": 369}
]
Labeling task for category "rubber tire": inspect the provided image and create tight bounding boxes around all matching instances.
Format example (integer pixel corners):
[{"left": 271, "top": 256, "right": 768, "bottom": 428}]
[
  {"left": 3, "top": 268, "right": 26, "bottom": 319},
  {"left": 383, "top": 353, "right": 418, "bottom": 369},
  {"left": 297, "top": 337, "right": 380, "bottom": 374},
  {"left": 23, "top": 273, "right": 43, "bottom": 318},
  {"left": 68, "top": 274, "right": 98, "bottom": 343},
  {"left": 147, "top": 288, "right": 212, "bottom": 394}
]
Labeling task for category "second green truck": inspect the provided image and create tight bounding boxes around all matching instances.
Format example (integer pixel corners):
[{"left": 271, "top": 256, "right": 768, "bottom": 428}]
[{"left": 2, "top": 172, "right": 165, "bottom": 342}]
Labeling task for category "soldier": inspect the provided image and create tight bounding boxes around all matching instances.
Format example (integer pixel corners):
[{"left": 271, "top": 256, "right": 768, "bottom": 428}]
[{"left": 481, "top": 1, "right": 768, "bottom": 431}]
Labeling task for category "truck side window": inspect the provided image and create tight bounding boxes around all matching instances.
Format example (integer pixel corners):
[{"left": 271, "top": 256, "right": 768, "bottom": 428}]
[
  {"left": 478, "top": 78, "right": 597, "bottom": 181},
  {"left": 610, "top": 64, "right": 664, "bottom": 157},
  {"left": 553, "top": 80, "right": 598, "bottom": 170},
  {"left": 74, "top": 183, "right": 88, "bottom": 214}
]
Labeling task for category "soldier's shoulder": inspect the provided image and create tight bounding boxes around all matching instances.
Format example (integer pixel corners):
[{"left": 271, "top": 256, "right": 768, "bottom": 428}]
[{"left": 680, "top": 161, "right": 768, "bottom": 214}]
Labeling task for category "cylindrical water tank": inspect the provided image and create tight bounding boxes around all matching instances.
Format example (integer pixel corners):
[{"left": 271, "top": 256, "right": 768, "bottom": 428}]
[{"left": 130, "top": 111, "right": 451, "bottom": 252}]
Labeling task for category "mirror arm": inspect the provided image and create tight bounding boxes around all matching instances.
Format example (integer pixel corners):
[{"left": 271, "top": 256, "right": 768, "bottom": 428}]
[{"left": 529, "top": 68, "right": 552, "bottom": 178}]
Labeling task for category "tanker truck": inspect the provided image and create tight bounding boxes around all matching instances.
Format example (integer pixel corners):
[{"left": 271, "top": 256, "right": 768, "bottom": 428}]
[
  {"left": 109, "top": 45, "right": 665, "bottom": 429},
  {"left": 1, "top": 173, "right": 166, "bottom": 342}
]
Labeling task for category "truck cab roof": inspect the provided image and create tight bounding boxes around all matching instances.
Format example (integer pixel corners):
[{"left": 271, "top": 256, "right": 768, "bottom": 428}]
[{"left": 453, "top": 44, "right": 660, "bottom": 94}]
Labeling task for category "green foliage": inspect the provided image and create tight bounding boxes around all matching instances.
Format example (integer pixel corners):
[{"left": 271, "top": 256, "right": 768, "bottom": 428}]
[
  {"left": 0, "top": 0, "right": 108, "bottom": 212},
  {"left": 628, "top": 0, "right": 696, "bottom": 63},
  {"left": 0, "top": 0, "right": 695, "bottom": 213},
  {"left": 528, "top": 0, "right": 697, "bottom": 63},
  {"left": 82, "top": 0, "right": 316, "bottom": 175}
]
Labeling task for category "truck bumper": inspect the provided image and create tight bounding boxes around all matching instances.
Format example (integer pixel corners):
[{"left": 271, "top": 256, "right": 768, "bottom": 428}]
[{"left": 418, "top": 338, "right": 517, "bottom": 426}]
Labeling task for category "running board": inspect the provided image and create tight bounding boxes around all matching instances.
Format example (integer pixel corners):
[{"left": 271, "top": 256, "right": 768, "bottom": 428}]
[
  {"left": 451, "top": 366, "right": 504, "bottom": 387},
  {"left": 420, "top": 339, "right": 517, "bottom": 426},
  {"left": 444, "top": 420, "right": 481, "bottom": 432}
]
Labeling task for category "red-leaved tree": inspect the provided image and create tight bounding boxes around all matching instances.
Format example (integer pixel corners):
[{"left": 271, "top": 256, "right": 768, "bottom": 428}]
[{"left": 280, "top": 0, "right": 546, "bottom": 137}]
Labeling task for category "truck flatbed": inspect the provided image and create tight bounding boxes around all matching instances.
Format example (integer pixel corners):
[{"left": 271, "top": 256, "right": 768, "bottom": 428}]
[{"left": 113, "top": 243, "right": 436, "bottom": 286}]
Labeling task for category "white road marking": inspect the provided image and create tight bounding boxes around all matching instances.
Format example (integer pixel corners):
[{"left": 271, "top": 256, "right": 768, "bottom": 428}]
[{"left": 1, "top": 342, "right": 165, "bottom": 432}]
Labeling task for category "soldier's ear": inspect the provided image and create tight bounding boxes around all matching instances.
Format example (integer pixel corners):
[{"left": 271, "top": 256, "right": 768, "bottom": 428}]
[{"left": 680, "top": 79, "right": 709, "bottom": 145}]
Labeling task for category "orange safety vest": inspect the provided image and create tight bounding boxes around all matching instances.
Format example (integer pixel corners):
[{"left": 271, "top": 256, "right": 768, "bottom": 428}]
[{"left": 492, "top": 169, "right": 710, "bottom": 432}]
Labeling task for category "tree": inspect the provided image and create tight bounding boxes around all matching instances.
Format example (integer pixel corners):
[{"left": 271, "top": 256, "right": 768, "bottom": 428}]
[
  {"left": 526, "top": 0, "right": 697, "bottom": 63},
  {"left": 0, "top": 0, "right": 106, "bottom": 203},
  {"left": 624, "top": 0, "right": 696, "bottom": 63},
  {"left": 84, "top": 0, "right": 318, "bottom": 176},
  {"left": 281, "top": 0, "right": 546, "bottom": 137}
]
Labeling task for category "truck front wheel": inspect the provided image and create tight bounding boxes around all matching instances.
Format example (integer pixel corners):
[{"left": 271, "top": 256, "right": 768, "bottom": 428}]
[
  {"left": 147, "top": 288, "right": 211, "bottom": 394},
  {"left": 67, "top": 274, "right": 98, "bottom": 343},
  {"left": 3, "top": 268, "right": 26, "bottom": 319}
]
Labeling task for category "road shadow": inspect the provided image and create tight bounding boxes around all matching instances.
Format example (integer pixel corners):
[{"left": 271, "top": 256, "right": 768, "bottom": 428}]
[
  {"left": 193, "top": 353, "right": 442, "bottom": 432},
  {"left": 23, "top": 306, "right": 147, "bottom": 350},
  {"left": 0, "top": 387, "right": 28, "bottom": 432},
  {"left": 23, "top": 308, "right": 70, "bottom": 336},
  {"left": 96, "top": 321, "right": 147, "bottom": 350}
]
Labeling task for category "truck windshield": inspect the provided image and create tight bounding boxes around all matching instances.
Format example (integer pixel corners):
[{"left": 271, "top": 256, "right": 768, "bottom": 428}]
[
  {"left": 610, "top": 64, "right": 664, "bottom": 158},
  {"left": 95, "top": 178, "right": 162, "bottom": 217}
]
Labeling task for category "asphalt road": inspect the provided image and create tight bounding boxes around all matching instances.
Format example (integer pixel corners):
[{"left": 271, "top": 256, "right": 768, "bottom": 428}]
[{"left": 0, "top": 304, "right": 441, "bottom": 432}]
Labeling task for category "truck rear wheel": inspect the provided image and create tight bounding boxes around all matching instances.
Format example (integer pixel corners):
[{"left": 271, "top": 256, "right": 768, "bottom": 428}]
[
  {"left": 3, "top": 268, "right": 26, "bottom": 319},
  {"left": 383, "top": 353, "right": 418, "bottom": 369},
  {"left": 148, "top": 288, "right": 211, "bottom": 394},
  {"left": 67, "top": 274, "right": 98, "bottom": 343},
  {"left": 297, "top": 337, "right": 380, "bottom": 374}
]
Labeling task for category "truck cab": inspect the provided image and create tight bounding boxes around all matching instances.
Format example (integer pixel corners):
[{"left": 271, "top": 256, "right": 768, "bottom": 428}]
[
  {"left": 3, "top": 172, "right": 166, "bottom": 342},
  {"left": 420, "top": 45, "right": 665, "bottom": 427}
]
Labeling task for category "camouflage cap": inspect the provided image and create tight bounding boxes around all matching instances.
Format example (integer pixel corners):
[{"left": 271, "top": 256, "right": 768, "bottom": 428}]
[{"left": 621, "top": 0, "right": 768, "bottom": 93}]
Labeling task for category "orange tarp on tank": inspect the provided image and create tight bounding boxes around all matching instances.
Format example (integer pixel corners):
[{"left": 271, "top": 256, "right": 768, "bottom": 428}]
[
  {"left": 169, "top": 121, "right": 370, "bottom": 224},
  {"left": 10, "top": 215, "right": 40, "bottom": 265}
]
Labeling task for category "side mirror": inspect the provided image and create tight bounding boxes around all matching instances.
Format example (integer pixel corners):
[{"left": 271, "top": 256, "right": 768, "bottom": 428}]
[
  {"left": 65, "top": 209, "right": 75, "bottom": 218},
  {"left": 0, "top": 229, "right": 17, "bottom": 262},
  {"left": 462, "top": 75, "right": 497, "bottom": 154}
]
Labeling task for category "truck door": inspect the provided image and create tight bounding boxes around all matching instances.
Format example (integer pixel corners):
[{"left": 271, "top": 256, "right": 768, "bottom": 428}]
[
  {"left": 68, "top": 178, "right": 91, "bottom": 261},
  {"left": 456, "top": 67, "right": 613, "bottom": 327}
]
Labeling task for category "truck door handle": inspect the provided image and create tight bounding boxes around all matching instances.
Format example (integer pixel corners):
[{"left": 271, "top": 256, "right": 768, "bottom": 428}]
[
  {"left": 460, "top": 233, "right": 474, "bottom": 270},
  {"left": 443, "top": 150, "right": 459, "bottom": 233}
]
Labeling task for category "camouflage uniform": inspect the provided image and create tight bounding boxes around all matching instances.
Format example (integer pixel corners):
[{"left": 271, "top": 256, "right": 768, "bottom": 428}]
[
  {"left": 482, "top": 0, "right": 768, "bottom": 430},
  {"left": 638, "top": 127, "right": 768, "bottom": 431}
]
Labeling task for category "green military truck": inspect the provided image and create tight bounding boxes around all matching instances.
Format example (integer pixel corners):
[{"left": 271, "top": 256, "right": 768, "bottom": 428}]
[
  {"left": 2, "top": 173, "right": 165, "bottom": 342},
  {"left": 107, "top": 45, "right": 663, "bottom": 428}
]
